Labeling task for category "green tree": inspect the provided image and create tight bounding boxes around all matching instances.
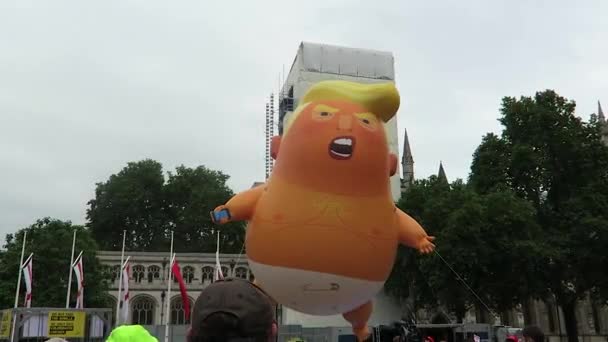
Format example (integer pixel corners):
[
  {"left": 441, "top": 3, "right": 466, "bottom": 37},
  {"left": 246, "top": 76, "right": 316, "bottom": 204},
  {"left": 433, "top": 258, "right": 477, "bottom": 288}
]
[
  {"left": 387, "top": 177, "right": 477, "bottom": 322},
  {"left": 87, "top": 160, "right": 245, "bottom": 253},
  {"left": 87, "top": 159, "right": 166, "bottom": 251},
  {"left": 163, "top": 165, "right": 244, "bottom": 253},
  {"left": 386, "top": 177, "right": 542, "bottom": 323},
  {"left": 469, "top": 90, "right": 608, "bottom": 342},
  {"left": 0, "top": 218, "right": 110, "bottom": 309}
]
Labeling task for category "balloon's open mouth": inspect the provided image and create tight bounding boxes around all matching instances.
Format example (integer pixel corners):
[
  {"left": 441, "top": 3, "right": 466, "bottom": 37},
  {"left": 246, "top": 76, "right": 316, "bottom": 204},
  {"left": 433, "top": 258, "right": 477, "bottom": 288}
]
[
  {"left": 329, "top": 136, "right": 355, "bottom": 160},
  {"left": 302, "top": 283, "right": 341, "bottom": 292}
]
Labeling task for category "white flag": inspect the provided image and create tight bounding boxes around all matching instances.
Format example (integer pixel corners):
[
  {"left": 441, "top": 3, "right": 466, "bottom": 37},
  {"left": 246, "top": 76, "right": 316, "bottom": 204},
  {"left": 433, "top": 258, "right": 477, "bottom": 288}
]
[
  {"left": 213, "top": 231, "right": 224, "bottom": 282},
  {"left": 72, "top": 252, "right": 84, "bottom": 309},
  {"left": 22, "top": 253, "right": 33, "bottom": 307},
  {"left": 120, "top": 261, "right": 130, "bottom": 323}
]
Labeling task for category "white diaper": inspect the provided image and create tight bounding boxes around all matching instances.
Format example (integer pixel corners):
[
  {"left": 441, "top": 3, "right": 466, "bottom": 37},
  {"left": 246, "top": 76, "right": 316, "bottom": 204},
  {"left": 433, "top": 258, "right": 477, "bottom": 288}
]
[{"left": 248, "top": 260, "right": 384, "bottom": 316}]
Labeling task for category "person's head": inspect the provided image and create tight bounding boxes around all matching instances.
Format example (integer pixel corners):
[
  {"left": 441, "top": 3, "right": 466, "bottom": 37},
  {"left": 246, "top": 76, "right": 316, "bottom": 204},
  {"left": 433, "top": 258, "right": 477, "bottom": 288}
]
[
  {"left": 188, "top": 278, "right": 277, "bottom": 342},
  {"left": 522, "top": 325, "right": 544, "bottom": 342}
]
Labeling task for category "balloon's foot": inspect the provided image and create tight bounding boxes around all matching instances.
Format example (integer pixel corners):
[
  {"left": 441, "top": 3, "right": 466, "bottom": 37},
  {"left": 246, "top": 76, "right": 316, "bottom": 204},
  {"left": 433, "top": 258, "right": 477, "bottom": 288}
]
[{"left": 353, "top": 326, "right": 370, "bottom": 342}]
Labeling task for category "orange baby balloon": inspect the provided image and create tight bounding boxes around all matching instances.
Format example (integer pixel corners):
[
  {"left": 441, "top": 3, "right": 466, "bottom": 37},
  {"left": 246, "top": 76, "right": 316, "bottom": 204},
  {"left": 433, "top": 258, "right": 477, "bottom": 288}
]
[{"left": 211, "top": 80, "right": 435, "bottom": 342}]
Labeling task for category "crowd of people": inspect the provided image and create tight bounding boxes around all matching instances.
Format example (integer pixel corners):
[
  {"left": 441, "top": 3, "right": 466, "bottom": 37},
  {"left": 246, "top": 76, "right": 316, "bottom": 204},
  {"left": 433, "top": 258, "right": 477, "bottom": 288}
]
[{"left": 41, "top": 277, "right": 546, "bottom": 342}]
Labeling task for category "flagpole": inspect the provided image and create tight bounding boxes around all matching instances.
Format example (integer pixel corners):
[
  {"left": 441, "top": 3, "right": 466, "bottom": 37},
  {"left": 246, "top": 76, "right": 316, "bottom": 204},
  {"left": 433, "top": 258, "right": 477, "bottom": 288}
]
[
  {"left": 215, "top": 231, "right": 223, "bottom": 279},
  {"left": 118, "top": 255, "right": 130, "bottom": 325},
  {"left": 65, "top": 230, "right": 77, "bottom": 308},
  {"left": 72, "top": 251, "right": 84, "bottom": 309},
  {"left": 164, "top": 231, "right": 174, "bottom": 342},
  {"left": 116, "top": 230, "right": 126, "bottom": 327},
  {"left": 13, "top": 231, "right": 27, "bottom": 308},
  {"left": 10, "top": 231, "right": 27, "bottom": 342}
]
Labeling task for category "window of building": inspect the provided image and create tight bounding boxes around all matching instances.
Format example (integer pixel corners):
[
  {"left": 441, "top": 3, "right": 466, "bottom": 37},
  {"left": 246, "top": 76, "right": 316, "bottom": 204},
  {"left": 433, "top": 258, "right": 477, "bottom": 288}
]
[
  {"left": 111, "top": 265, "right": 121, "bottom": 282},
  {"left": 170, "top": 296, "right": 194, "bottom": 325},
  {"left": 183, "top": 266, "right": 194, "bottom": 284},
  {"left": 132, "top": 265, "right": 145, "bottom": 283},
  {"left": 591, "top": 302, "right": 602, "bottom": 334},
  {"left": 546, "top": 302, "right": 556, "bottom": 333},
  {"left": 221, "top": 266, "right": 229, "bottom": 277},
  {"left": 147, "top": 265, "right": 161, "bottom": 283},
  {"left": 106, "top": 295, "right": 117, "bottom": 327},
  {"left": 234, "top": 267, "right": 248, "bottom": 279},
  {"left": 173, "top": 266, "right": 195, "bottom": 284},
  {"left": 131, "top": 296, "right": 156, "bottom": 325},
  {"left": 201, "top": 267, "right": 213, "bottom": 283}
]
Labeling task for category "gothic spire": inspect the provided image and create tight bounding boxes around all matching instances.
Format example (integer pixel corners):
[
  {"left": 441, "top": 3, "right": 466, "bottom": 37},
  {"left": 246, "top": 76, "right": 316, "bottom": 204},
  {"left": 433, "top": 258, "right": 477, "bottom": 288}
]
[
  {"left": 400, "top": 128, "right": 415, "bottom": 194},
  {"left": 437, "top": 161, "right": 448, "bottom": 184},
  {"left": 599, "top": 101, "right": 605, "bottom": 123},
  {"left": 402, "top": 128, "right": 413, "bottom": 163}
]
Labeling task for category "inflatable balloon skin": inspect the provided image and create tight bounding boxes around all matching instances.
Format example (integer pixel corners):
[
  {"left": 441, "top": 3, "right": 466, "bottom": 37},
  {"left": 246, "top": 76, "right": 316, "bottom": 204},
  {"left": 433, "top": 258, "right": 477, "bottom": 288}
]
[{"left": 211, "top": 80, "right": 435, "bottom": 341}]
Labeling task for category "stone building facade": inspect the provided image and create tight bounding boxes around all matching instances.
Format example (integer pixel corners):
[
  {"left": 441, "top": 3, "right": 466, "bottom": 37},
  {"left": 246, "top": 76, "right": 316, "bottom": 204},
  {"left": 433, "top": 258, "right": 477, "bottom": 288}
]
[{"left": 97, "top": 251, "right": 253, "bottom": 326}]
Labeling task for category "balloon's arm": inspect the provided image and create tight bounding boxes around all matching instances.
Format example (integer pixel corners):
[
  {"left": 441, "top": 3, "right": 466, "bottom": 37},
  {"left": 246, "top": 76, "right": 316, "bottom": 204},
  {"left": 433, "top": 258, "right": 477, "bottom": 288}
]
[
  {"left": 210, "top": 184, "right": 265, "bottom": 224},
  {"left": 395, "top": 208, "right": 436, "bottom": 254}
]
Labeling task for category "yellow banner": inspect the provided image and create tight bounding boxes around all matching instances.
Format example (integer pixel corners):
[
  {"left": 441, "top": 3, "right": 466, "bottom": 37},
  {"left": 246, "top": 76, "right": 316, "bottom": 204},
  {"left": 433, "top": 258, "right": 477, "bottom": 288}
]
[
  {"left": 0, "top": 310, "right": 11, "bottom": 339},
  {"left": 47, "top": 311, "right": 85, "bottom": 338}
]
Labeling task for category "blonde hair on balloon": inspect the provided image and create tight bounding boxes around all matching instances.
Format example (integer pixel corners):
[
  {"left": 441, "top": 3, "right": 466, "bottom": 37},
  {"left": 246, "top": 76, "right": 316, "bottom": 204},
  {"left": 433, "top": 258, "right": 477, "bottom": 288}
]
[{"left": 283, "top": 80, "right": 400, "bottom": 135}]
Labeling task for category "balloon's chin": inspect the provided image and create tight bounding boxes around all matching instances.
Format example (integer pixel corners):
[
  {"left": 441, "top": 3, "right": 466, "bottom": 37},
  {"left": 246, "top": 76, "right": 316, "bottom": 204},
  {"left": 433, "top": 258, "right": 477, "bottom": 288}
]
[{"left": 248, "top": 259, "right": 384, "bottom": 316}]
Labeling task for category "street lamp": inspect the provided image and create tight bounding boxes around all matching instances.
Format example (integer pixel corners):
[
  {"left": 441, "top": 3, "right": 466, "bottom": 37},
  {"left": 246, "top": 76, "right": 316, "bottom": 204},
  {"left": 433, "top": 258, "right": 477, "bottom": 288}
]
[
  {"left": 160, "top": 290, "right": 166, "bottom": 325},
  {"left": 230, "top": 259, "right": 236, "bottom": 277},
  {"left": 162, "top": 257, "right": 168, "bottom": 279},
  {"left": 161, "top": 257, "right": 168, "bottom": 325}
]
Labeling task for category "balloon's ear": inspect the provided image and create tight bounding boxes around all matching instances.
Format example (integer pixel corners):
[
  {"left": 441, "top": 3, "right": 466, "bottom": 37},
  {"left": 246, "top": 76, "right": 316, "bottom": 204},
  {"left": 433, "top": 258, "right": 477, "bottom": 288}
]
[
  {"left": 271, "top": 322, "right": 278, "bottom": 338},
  {"left": 389, "top": 153, "right": 398, "bottom": 177},
  {"left": 271, "top": 136, "right": 281, "bottom": 160}
]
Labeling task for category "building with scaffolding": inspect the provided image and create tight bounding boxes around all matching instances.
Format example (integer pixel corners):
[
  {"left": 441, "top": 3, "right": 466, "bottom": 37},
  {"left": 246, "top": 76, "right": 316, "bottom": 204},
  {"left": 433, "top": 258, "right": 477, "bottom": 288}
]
[{"left": 274, "top": 41, "right": 402, "bottom": 202}]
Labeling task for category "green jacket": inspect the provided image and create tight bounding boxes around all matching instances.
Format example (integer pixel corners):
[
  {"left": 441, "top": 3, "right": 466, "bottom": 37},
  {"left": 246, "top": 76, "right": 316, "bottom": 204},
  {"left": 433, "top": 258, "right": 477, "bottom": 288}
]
[{"left": 106, "top": 325, "right": 158, "bottom": 342}]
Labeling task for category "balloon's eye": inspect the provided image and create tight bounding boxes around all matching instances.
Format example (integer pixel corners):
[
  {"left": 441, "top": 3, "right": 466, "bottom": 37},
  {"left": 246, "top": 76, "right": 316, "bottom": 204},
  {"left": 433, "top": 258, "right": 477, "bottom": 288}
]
[{"left": 320, "top": 112, "right": 329, "bottom": 116}]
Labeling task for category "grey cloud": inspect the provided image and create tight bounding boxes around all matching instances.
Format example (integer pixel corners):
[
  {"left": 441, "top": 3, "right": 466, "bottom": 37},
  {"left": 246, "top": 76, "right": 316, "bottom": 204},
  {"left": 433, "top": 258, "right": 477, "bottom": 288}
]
[{"left": 1, "top": 0, "right": 607, "bottom": 242}]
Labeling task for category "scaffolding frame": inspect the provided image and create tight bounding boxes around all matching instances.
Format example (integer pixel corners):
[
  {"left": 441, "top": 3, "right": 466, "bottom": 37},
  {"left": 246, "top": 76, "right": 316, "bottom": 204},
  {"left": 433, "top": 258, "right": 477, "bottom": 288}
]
[{"left": 265, "top": 94, "right": 275, "bottom": 180}]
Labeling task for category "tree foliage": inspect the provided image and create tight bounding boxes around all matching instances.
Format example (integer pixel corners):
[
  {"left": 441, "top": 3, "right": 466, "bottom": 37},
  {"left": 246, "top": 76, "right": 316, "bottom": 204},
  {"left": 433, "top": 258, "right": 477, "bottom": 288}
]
[
  {"left": 87, "top": 159, "right": 244, "bottom": 253},
  {"left": 386, "top": 177, "right": 542, "bottom": 323},
  {"left": 0, "top": 218, "right": 110, "bottom": 309},
  {"left": 469, "top": 90, "right": 608, "bottom": 342}
]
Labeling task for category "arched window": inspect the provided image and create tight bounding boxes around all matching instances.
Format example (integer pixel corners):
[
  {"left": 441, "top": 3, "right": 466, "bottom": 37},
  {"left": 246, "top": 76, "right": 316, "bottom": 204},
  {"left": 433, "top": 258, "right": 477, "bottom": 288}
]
[
  {"left": 131, "top": 295, "right": 156, "bottom": 325},
  {"left": 234, "top": 267, "right": 248, "bottom": 279},
  {"left": 147, "top": 265, "right": 161, "bottom": 283},
  {"left": 111, "top": 265, "right": 121, "bottom": 282},
  {"left": 173, "top": 266, "right": 195, "bottom": 284},
  {"left": 546, "top": 302, "right": 556, "bottom": 333},
  {"left": 221, "top": 266, "right": 229, "bottom": 277},
  {"left": 201, "top": 267, "right": 214, "bottom": 283},
  {"left": 106, "top": 295, "right": 117, "bottom": 326},
  {"left": 132, "top": 265, "right": 145, "bottom": 283},
  {"left": 170, "top": 296, "right": 194, "bottom": 325},
  {"left": 249, "top": 271, "right": 255, "bottom": 282},
  {"left": 183, "top": 266, "right": 195, "bottom": 284}
]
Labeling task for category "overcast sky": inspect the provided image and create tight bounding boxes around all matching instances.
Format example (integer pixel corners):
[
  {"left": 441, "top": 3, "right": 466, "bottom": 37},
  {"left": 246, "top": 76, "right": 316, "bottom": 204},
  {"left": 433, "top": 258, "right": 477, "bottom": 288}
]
[{"left": 1, "top": 0, "right": 607, "bottom": 242}]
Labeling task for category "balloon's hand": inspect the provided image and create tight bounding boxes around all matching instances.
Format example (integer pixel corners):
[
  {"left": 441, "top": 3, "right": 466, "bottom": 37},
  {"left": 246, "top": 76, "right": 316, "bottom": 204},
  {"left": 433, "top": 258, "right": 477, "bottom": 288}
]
[
  {"left": 210, "top": 206, "right": 232, "bottom": 225},
  {"left": 418, "top": 236, "right": 436, "bottom": 254}
]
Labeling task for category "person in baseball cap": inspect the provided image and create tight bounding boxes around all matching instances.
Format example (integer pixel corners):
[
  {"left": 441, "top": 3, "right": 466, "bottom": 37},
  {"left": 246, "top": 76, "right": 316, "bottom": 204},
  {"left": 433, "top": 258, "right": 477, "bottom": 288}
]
[{"left": 187, "top": 278, "right": 278, "bottom": 342}]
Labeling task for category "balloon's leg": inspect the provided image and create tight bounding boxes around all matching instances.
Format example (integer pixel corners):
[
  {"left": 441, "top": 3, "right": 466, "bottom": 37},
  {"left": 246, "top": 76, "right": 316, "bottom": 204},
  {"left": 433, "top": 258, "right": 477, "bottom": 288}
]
[{"left": 343, "top": 301, "right": 372, "bottom": 342}]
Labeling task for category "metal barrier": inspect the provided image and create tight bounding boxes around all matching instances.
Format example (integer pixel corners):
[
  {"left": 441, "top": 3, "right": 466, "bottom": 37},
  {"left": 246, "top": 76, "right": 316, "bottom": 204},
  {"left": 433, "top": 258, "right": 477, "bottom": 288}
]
[{"left": 137, "top": 324, "right": 354, "bottom": 342}]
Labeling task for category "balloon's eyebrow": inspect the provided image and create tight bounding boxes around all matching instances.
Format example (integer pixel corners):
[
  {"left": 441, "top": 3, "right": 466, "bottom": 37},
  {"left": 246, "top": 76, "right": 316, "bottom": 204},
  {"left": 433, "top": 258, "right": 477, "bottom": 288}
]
[{"left": 313, "top": 104, "right": 339, "bottom": 113}]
